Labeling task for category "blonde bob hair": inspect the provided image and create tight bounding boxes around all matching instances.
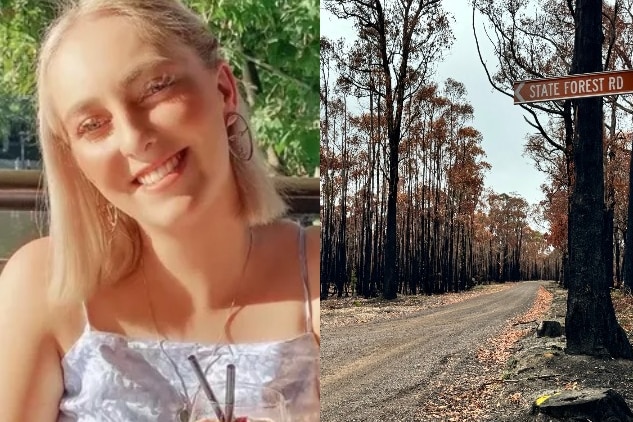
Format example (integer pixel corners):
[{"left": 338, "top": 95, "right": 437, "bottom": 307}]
[{"left": 37, "top": 0, "right": 287, "bottom": 303}]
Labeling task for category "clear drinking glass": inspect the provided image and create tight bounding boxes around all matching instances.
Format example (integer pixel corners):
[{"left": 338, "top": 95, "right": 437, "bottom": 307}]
[{"left": 188, "top": 384, "right": 289, "bottom": 422}]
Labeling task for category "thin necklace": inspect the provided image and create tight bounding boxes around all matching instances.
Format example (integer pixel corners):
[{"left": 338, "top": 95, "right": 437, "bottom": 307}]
[{"left": 140, "top": 227, "right": 254, "bottom": 422}]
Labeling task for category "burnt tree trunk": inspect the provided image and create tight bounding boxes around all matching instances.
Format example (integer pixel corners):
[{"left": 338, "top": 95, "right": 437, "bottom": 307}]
[
  {"left": 605, "top": 205, "right": 614, "bottom": 287},
  {"left": 384, "top": 137, "right": 400, "bottom": 299},
  {"left": 565, "top": 0, "right": 633, "bottom": 359},
  {"left": 615, "top": 228, "right": 622, "bottom": 287},
  {"left": 623, "top": 143, "right": 633, "bottom": 291}
]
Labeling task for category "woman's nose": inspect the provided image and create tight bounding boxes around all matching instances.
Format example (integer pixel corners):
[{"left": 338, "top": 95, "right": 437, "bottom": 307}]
[{"left": 117, "top": 110, "right": 156, "bottom": 157}]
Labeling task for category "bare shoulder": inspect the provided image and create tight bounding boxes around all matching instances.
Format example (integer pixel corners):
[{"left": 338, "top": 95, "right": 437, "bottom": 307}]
[
  {"left": 0, "top": 236, "right": 79, "bottom": 337},
  {"left": 1, "top": 236, "right": 51, "bottom": 298},
  {"left": 0, "top": 236, "right": 65, "bottom": 419},
  {"left": 260, "top": 220, "right": 320, "bottom": 339},
  {"left": 303, "top": 224, "right": 320, "bottom": 275},
  {"left": 4, "top": 236, "right": 51, "bottom": 263},
  {"left": 1, "top": 235, "right": 80, "bottom": 329},
  {"left": 268, "top": 219, "right": 319, "bottom": 277},
  {"left": 0, "top": 237, "right": 56, "bottom": 326}
]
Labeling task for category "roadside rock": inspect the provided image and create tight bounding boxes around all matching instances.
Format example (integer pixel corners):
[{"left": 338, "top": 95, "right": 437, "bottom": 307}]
[
  {"left": 537, "top": 320, "right": 564, "bottom": 338},
  {"left": 532, "top": 388, "right": 633, "bottom": 422},
  {"left": 486, "top": 282, "right": 633, "bottom": 422}
]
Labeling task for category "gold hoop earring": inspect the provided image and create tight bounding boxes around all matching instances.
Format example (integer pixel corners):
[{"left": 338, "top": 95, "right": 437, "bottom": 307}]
[
  {"left": 225, "top": 112, "right": 254, "bottom": 161},
  {"left": 105, "top": 203, "right": 119, "bottom": 233}
]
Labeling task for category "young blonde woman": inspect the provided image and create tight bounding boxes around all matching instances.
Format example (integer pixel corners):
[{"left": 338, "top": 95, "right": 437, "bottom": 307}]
[{"left": 0, "top": 1, "right": 320, "bottom": 421}]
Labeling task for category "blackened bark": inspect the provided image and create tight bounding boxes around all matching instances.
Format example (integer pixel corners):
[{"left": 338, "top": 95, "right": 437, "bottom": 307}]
[
  {"left": 384, "top": 138, "right": 400, "bottom": 300},
  {"left": 565, "top": 0, "right": 633, "bottom": 359},
  {"left": 623, "top": 144, "right": 633, "bottom": 291},
  {"left": 604, "top": 205, "right": 614, "bottom": 287},
  {"left": 562, "top": 252, "right": 569, "bottom": 288},
  {"left": 615, "top": 228, "right": 622, "bottom": 287}
]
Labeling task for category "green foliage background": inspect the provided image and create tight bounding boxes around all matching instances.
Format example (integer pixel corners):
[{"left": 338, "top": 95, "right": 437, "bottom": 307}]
[{"left": 0, "top": 0, "right": 319, "bottom": 176}]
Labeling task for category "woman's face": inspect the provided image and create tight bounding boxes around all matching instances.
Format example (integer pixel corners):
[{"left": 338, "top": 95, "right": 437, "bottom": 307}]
[{"left": 47, "top": 14, "right": 239, "bottom": 230}]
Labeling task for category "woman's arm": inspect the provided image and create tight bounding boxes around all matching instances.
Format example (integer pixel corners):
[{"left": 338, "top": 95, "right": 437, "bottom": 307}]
[
  {"left": 305, "top": 226, "right": 320, "bottom": 342},
  {"left": 0, "top": 238, "right": 64, "bottom": 421}
]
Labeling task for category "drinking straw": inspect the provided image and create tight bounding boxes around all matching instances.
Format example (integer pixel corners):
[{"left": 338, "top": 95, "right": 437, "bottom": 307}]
[
  {"left": 225, "top": 364, "right": 236, "bottom": 422},
  {"left": 187, "top": 354, "right": 226, "bottom": 422}
]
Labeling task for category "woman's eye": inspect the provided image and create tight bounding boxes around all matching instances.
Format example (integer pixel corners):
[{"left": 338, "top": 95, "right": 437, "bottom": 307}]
[
  {"left": 143, "top": 74, "right": 176, "bottom": 98},
  {"left": 78, "top": 117, "right": 106, "bottom": 136}
]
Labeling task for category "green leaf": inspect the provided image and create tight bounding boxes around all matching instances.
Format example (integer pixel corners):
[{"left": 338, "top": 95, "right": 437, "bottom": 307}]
[{"left": 0, "top": 0, "right": 319, "bottom": 175}]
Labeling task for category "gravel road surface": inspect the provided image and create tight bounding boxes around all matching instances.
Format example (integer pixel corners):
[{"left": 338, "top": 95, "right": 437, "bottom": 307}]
[{"left": 321, "top": 281, "right": 541, "bottom": 421}]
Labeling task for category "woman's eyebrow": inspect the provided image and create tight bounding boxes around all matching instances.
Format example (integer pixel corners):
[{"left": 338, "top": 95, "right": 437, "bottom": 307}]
[
  {"left": 63, "top": 58, "right": 176, "bottom": 124},
  {"left": 118, "top": 57, "right": 175, "bottom": 92},
  {"left": 64, "top": 98, "right": 100, "bottom": 126}
]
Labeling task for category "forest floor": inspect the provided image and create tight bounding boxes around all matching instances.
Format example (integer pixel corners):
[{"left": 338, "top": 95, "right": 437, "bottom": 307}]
[
  {"left": 320, "top": 281, "right": 633, "bottom": 421},
  {"left": 479, "top": 282, "right": 633, "bottom": 422}
]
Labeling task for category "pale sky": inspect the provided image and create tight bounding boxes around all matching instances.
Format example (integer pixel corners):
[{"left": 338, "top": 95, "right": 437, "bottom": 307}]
[{"left": 320, "top": 1, "right": 548, "bottom": 207}]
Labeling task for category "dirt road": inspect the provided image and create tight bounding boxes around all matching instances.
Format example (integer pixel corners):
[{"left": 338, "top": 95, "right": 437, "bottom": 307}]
[{"left": 320, "top": 281, "right": 541, "bottom": 421}]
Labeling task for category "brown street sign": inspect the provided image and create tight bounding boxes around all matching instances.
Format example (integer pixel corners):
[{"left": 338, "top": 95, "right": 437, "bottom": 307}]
[{"left": 513, "top": 69, "right": 633, "bottom": 104}]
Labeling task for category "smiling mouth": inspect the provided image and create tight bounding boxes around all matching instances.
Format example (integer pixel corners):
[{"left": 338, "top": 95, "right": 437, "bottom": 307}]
[{"left": 134, "top": 148, "right": 187, "bottom": 186}]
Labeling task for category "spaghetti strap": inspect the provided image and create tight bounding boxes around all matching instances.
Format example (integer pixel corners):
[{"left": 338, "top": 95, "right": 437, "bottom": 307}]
[
  {"left": 81, "top": 301, "right": 92, "bottom": 333},
  {"left": 298, "top": 225, "right": 313, "bottom": 333}
]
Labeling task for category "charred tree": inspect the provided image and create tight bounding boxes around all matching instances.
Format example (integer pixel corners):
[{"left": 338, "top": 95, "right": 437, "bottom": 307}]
[{"left": 565, "top": 0, "right": 633, "bottom": 359}]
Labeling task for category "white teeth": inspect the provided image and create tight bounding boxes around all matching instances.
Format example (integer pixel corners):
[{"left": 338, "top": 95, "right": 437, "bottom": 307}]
[{"left": 138, "top": 153, "right": 181, "bottom": 186}]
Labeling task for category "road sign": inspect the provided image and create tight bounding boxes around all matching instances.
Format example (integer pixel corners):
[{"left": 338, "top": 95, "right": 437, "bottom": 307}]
[{"left": 513, "top": 69, "right": 633, "bottom": 104}]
